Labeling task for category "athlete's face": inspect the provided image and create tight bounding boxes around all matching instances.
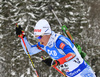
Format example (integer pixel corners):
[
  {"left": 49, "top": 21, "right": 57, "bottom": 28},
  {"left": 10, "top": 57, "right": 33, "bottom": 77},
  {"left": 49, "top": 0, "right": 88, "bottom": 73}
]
[{"left": 35, "top": 35, "right": 51, "bottom": 46}]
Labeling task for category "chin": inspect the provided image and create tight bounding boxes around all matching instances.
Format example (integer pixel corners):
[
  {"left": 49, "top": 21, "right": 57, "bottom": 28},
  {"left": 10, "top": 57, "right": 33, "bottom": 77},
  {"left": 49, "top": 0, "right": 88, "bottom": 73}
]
[
  {"left": 43, "top": 44, "right": 46, "bottom": 46},
  {"left": 43, "top": 43, "right": 47, "bottom": 46}
]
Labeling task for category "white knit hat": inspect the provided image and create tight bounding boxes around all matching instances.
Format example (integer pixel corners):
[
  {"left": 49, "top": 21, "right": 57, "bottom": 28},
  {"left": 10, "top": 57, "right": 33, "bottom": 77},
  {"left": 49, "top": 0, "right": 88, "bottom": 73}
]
[{"left": 34, "top": 19, "right": 51, "bottom": 35}]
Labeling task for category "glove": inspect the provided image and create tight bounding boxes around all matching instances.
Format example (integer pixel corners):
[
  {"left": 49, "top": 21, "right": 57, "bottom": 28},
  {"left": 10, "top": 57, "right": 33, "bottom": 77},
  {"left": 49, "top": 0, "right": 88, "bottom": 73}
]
[
  {"left": 16, "top": 25, "right": 25, "bottom": 38},
  {"left": 51, "top": 60, "right": 60, "bottom": 67},
  {"left": 42, "top": 58, "right": 53, "bottom": 66},
  {"left": 42, "top": 58, "right": 60, "bottom": 67}
]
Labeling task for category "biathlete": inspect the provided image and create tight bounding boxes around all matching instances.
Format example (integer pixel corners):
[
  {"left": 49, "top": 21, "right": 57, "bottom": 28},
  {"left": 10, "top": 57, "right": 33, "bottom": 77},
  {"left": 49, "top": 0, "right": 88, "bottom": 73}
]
[{"left": 16, "top": 19, "right": 96, "bottom": 77}]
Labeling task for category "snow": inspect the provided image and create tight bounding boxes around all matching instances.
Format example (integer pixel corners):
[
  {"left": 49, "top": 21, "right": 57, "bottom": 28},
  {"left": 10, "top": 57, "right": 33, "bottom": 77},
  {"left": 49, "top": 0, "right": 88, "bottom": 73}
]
[
  {"left": 17, "top": 18, "right": 26, "bottom": 25},
  {"left": 20, "top": 74, "right": 25, "bottom": 77},
  {"left": 0, "top": 0, "right": 2, "bottom": 2},
  {"left": 0, "top": 15, "right": 7, "bottom": 20},
  {"left": 28, "top": 13, "right": 36, "bottom": 18},
  {"left": 64, "top": 17, "right": 69, "bottom": 23},
  {"left": 87, "top": 7, "right": 91, "bottom": 12},
  {"left": 80, "top": 26, "right": 84, "bottom": 29},
  {"left": 65, "top": 5, "right": 71, "bottom": 8},
  {"left": 11, "top": 70, "right": 16, "bottom": 76},
  {"left": 0, "top": 57, "right": 5, "bottom": 62},
  {"left": 0, "top": 34, "right": 3, "bottom": 39},
  {"left": 81, "top": 21, "right": 88, "bottom": 23},
  {"left": 55, "top": 2, "right": 60, "bottom": 6},
  {"left": 69, "top": 12, "right": 74, "bottom": 15},
  {"left": 88, "top": 24, "right": 91, "bottom": 28},
  {"left": 24, "top": 0, "right": 27, "bottom": 2},
  {"left": 27, "top": 68, "right": 30, "bottom": 74}
]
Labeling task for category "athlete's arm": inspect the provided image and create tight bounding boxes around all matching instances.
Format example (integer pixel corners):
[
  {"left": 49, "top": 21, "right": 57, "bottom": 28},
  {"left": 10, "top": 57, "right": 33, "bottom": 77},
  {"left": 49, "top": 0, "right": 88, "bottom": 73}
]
[
  {"left": 56, "top": 39, "right": 76, "bottom": 64},
  {"left": 21, "top": 37, "right": 42, "bottom": 55}
]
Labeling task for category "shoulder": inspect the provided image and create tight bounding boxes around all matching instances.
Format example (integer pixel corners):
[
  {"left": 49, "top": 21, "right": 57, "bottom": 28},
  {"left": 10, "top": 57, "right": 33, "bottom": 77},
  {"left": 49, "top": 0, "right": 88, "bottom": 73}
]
[
  {"left": 56, "top": 35, "right": 74, "bottom": 49},
  {"left": 56, "top": 35, "right": 66, "bottom": 49}
]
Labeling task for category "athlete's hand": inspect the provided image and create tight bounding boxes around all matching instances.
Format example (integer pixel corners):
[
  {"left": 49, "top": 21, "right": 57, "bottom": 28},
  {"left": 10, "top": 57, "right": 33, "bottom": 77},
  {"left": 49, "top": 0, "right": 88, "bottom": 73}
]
[
  {"left": 42, "top": 57, "right": 60, "bottom": 67},
  {"left": 16, "top": 24, "right": 25, "bottom": 38},
  {"left": 51, "top": 60, "right": 60, "bottom": 67},
  {"left": 42, "top": 58, "right": 53, "bottom": 66}
]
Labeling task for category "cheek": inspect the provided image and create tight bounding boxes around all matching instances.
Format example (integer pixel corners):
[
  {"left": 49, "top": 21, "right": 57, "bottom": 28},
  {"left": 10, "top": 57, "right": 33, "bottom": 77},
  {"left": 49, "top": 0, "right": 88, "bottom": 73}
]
[
  {"left": 38, "top": 39, "right": 43, "bottom": 43},
  {"left": 43, "top": 37, "right": 48, "bottom": 41},
  {"left": 42, "top": 37, "right": 48, "bottom": 44}
]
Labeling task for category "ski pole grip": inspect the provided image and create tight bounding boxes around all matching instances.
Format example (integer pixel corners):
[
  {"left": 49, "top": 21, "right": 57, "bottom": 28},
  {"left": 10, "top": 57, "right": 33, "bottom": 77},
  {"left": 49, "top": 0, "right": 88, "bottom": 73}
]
[
  {"left": 48, "top": 5, "right": 53, "bottom": 11},
  {"left": 16, "top": 23, "right": 21, "bottom": 28}
]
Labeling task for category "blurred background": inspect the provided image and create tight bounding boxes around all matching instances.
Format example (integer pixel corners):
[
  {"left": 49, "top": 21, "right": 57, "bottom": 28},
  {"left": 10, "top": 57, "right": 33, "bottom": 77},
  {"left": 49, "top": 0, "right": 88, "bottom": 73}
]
[{"left": 0, "top": 0, "right": 100, "bottom": 77}]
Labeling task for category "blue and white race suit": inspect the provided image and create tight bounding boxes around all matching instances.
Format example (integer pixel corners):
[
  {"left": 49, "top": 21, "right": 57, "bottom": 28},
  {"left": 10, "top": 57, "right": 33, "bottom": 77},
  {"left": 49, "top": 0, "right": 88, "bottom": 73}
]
[{"left": 21, "top": 31, "right": 96, "bottom": 77}]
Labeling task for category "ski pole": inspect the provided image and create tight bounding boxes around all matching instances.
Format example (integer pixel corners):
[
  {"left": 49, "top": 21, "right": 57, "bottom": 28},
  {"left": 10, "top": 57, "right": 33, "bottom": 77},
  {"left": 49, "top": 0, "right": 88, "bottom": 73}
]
[
  {"left": 48, "top": 5, "right": 74, "bottom": 43},
  {"left": 41, "top": 56, "right": 67, "bottom": 77},
  {"left": 16, "top": 24, "right": 39, "bottom": 77}
]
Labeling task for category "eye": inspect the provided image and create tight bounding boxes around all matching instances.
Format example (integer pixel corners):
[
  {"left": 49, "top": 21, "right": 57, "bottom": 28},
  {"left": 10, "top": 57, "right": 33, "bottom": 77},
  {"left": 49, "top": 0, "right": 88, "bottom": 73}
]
[{"left": 37, "top": 35, "right": 43, "bottom": 39}]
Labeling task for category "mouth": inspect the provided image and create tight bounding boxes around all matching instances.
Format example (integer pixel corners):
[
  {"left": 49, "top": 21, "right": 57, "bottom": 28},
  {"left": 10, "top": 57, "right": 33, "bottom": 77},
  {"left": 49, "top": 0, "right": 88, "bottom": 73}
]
[{"left": 40, "top": 42, "right": 44, "bottom": 44}]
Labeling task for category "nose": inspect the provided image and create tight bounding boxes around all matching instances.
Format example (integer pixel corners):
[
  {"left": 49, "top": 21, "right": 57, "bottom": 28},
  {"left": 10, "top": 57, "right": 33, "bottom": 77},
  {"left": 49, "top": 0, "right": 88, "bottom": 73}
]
[{"left": 38, "top": 39, "right": 42, "bottom": 42}]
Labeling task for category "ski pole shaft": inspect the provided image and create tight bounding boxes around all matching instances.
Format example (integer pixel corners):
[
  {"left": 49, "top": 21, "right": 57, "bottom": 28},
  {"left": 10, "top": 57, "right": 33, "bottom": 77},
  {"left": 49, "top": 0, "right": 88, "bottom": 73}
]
[
  {"left": 52, "top": 66, "right": 67, "bottom": 77},
  {"left": 21, "top": 37, "right": 39, "bottom": 77},
  {"left": 41, "top": 56, "right": 67, "bottom": 77},
  {"left": 48, "top": 5, "right": 62, "bottom": 27},
  {"left": 48, "top": 5, "right": 74, "bottom": 42},
  {"left": 16, "top": 24, "right": 39, "bottom": 77}
]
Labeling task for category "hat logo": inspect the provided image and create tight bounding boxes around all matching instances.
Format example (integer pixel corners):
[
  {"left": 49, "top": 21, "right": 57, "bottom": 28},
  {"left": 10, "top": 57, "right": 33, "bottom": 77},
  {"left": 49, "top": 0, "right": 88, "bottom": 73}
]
[
  {"left": 34, "top": 29, "right": 41, "bottom": 32},
  {"left": 45, "top": 28, "right": 49, "bottom": 32}
]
